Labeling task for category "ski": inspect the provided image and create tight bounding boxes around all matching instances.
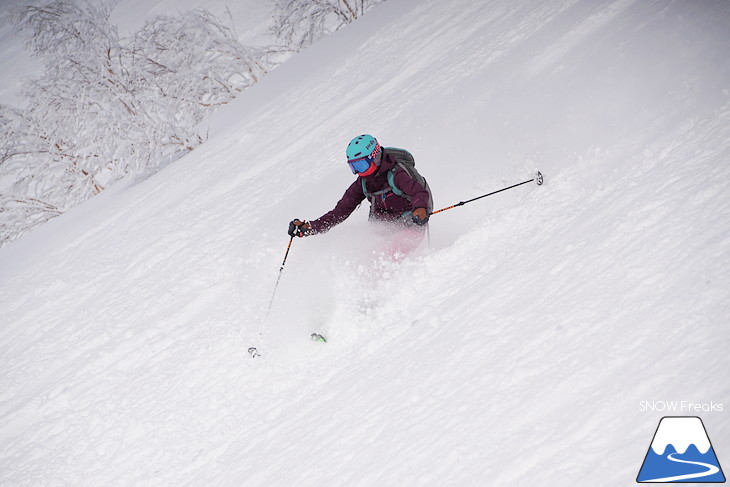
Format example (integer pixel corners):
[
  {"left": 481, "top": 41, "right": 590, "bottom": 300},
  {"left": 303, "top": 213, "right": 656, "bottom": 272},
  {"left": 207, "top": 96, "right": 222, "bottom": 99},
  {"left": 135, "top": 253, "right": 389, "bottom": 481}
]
[
  {"left": 247, "top": 334, "right": 325, "bottom": 359},
  {"left": 310, "top": 333, "right": 327, "bottom": 343}
]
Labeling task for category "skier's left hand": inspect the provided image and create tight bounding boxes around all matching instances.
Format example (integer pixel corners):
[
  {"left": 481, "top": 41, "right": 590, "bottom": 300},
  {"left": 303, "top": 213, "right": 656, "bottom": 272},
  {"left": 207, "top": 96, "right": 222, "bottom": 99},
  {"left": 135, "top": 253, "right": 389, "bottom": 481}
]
[
  {"left": 288, "top": 219, "right": 312, "bottom": 237},
  {"left": 411, "top": 208, "right": 429, "bottom": 226}
]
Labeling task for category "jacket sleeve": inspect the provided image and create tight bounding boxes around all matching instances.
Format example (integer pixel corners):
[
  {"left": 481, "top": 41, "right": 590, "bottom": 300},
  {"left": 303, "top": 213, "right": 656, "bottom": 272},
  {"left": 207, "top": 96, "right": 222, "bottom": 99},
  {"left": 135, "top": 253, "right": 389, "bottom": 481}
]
[
  {"left": 309, "top": 179, "right": 366, "bottom": 234},
  {"left": 393, "top": 168, "right": 431, "bottom": 211}
]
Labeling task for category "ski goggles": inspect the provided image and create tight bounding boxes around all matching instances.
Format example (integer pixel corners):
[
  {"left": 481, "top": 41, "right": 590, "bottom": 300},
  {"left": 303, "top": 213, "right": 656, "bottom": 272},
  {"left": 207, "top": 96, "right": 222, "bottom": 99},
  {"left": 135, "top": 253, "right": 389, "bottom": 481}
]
[
  {"left": 347, "top": 157, "right": 376, "bottom": 174},
  {"left": 347, "top": 144, "right": 381, "bottom": 175}
]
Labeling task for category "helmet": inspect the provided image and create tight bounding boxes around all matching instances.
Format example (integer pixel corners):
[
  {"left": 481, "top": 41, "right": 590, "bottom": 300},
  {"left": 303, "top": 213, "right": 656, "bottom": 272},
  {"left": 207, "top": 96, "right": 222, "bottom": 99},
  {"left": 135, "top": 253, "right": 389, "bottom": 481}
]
[{"left": 346, "top": 134, "right": 381, "bottom": 177}]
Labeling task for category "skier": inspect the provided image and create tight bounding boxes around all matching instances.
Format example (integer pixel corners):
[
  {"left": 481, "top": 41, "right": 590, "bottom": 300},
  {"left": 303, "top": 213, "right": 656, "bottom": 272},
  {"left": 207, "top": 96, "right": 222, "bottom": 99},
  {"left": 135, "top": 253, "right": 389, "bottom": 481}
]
[{"left": 288, "top": 134, "right": 433, "bottom": 256}]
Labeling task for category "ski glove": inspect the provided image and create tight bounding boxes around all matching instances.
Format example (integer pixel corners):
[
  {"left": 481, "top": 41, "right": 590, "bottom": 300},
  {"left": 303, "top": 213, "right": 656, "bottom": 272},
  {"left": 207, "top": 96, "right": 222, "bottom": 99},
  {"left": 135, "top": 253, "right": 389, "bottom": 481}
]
[
  {"left": 288, "top": 219, "right": 312, "bottom": 238},
  {"left": 411, "top": 208, "right": 430, "bottom": 226}
]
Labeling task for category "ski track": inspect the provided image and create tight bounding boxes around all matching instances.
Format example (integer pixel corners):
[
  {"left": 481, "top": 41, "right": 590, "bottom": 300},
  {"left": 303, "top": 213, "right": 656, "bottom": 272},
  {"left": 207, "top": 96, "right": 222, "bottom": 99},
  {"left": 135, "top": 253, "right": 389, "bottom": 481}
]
[{"left": 2, "top": 0, "right": 730, "bottom": 485}]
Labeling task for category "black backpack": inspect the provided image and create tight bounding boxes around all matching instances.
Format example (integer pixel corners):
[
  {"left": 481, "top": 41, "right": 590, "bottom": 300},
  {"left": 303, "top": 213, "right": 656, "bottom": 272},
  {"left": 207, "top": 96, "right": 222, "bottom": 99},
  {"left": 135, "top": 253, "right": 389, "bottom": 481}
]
[{"left": 360, "top": 147, "right": 433, "bottom": 214}]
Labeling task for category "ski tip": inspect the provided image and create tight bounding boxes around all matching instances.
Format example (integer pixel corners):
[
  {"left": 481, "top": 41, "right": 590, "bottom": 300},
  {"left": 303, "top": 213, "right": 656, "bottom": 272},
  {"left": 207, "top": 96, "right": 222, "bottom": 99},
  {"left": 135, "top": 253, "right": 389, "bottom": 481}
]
[
  {"left": 310, "top": 333, "right": 327, "bottom": 343},
  {"left": 535, "top": 171, "right": 544, "bottom": 186}
]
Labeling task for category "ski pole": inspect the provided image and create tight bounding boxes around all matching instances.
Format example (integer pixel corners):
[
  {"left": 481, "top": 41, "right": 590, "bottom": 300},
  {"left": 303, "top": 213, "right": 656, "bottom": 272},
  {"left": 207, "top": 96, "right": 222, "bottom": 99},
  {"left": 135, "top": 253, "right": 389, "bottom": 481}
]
[
  {"left": 431, "top": 171, "right": 544, "bottom": 215},
  {"left": 251, "top": 237, "right": 295, "bottom": 358},
  {"left": 252, "top": 231, "right": 299, "bottom": 357},
  {"left": 264, "top": 236, "right": 294, "bottom": 320}
]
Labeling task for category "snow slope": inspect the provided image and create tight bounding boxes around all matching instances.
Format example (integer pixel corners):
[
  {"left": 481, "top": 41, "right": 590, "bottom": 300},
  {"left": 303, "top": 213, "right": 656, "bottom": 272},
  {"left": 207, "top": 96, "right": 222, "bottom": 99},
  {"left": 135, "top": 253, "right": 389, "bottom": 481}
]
[{"left": 1, "top": 0, "right": 729, "bottom": 485}]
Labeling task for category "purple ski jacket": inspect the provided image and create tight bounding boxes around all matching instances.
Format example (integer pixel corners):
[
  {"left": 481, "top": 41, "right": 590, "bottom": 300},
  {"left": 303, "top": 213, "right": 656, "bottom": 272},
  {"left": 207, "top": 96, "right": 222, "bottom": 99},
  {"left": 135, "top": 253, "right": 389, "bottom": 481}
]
[{"left": 309, "top": 149, "right": 431, "bottom": 234}]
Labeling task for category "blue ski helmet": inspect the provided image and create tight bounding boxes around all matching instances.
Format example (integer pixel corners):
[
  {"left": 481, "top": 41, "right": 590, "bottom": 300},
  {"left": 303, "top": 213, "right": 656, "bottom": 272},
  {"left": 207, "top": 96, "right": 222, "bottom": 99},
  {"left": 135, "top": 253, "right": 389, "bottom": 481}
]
[{"left": 346, "top": 134, "right": 381, "bottom": 177}]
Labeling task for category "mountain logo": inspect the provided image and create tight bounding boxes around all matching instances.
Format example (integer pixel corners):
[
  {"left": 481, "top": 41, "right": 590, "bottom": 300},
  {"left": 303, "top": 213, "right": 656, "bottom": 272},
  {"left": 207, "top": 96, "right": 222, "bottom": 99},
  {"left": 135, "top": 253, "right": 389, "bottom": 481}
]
[{"left": 637, "top": 416, "right": 725, "bottom": 483}]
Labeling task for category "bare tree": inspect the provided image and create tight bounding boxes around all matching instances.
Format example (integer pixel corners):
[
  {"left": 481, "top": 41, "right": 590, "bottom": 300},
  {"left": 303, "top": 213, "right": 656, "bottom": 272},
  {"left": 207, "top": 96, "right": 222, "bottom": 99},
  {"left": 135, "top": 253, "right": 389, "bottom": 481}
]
[
  {"left": 270, "top": 0, "right": 384, "bottom": 51},
  {"left": 0, "top": 0, "right": 273, "bottom": 246},
  {"left": 131, "top": 9, "right": 268, "bottom": 123}
]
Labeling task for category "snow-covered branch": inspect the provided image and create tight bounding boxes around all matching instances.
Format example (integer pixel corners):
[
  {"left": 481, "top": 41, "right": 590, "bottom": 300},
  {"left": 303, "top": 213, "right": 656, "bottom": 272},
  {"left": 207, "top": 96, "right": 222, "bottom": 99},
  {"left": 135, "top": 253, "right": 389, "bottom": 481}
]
[
  {"left": 0, "top": 1, "right": 274, "bottom": 246},
  {"left": 270, "top": 0, "right": 385, "bottom": 51}
]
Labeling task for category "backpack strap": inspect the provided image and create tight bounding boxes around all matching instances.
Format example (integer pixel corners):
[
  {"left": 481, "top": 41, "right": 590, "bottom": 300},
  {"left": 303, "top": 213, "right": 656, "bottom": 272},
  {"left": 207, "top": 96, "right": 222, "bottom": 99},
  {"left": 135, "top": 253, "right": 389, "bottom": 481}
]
[
  {"left": 388, "top": 168, "right": 402, "bottom": 196},
  {"left": 361, "top": 165, "right": 411, "bottom": 200},
  {"left": 362, "top": 176, "right": 391, "bottom": 219}
]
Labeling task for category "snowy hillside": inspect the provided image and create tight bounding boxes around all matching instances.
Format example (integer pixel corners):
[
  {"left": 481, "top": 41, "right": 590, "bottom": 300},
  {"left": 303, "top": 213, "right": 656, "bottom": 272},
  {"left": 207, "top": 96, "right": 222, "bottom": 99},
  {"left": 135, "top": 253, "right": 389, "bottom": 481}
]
[{"left": 2, "top": 0, "right": 729, "bottom": 486}]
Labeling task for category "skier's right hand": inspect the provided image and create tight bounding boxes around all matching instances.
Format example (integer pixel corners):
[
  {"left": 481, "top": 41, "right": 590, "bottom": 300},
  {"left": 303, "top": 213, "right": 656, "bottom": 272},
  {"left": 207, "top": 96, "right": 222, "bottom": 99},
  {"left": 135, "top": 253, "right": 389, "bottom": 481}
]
[{"left": 288, "top": 219, "right": 312, "bottom": 238}]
